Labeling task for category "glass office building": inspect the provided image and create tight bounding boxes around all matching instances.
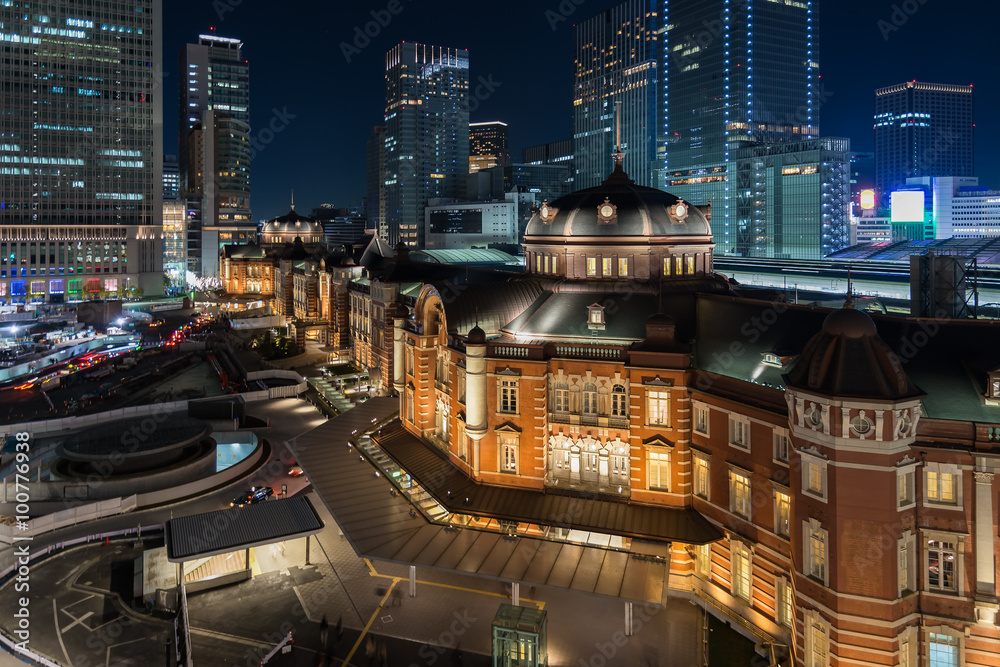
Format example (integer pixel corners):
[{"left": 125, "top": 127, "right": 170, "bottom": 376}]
[
  {"left": 574, "top": 0, "right": 817, "bottom": 254},
  {"left": 0, "top": 0, "right": 164, "bottom": 302},
  {"left": 470, "top": 121, "right": 510, "bottom": 174},
  {"left": 383, "top": 42, "right": 470, "bottom": 248},
  {"left": 573, "top": 0, "right": 661, "bottom": 190},
  {"left": 874, "top": 81, "right": 974, "bottom": 206},
  {"left": 734, "top": 138, "right": 850, "bottom": 259}
]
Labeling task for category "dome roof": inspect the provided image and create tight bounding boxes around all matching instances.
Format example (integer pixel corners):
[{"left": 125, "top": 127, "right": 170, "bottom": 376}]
[
  {"left": 524, "top": 163, "right": 711, "bottom": 239},
  {"left": 784, "top": 306, "right": 923, "bottom": 400},
  {"left": 467, "top": 324, "right": 486, "bottom": 344},
  {"left": 263, "top": 208, "right": 322, "bottom": 234}
]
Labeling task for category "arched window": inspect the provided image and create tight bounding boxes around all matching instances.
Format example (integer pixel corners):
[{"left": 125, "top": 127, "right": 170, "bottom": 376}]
[{"left": 611, "top": 384, "right": 627, "bottom": 417}]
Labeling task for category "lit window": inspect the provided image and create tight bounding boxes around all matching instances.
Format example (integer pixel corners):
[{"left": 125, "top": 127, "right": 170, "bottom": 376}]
[
  {"left": 731, "top": 542, "right": 751, "bottom": 602},
  {"left": 801, "top": 454, "right": 827, "bottom": 500},
  {"left": 926, "top": 537, "right": 958, "bottom": 592},
  {"left": 543, "top": 255, "right": 550, "bottom": 273},
  {"left": 926, "top": 470, "right": 957, "bottom": 504},
  {"left": 685, "top": 255, "right": 695, "bottom": 274},
  {"left": 602, "top": 257, "right": 612, "bottom": 276},
  {"left": 776, "top": 577, "right": 793, "bottom": 627},
  {"left": 729, "top": 469, "right": 751, "bottom": 518},
  {"left": 587, "top": 257, "right": 597, "bottom": 276},
  {"left": 647, "top": 390, "right": 669, "bottom": 425},
  {"left": 775, "top": 490, "right": 791, "bottom": 537},
  {"left": 499, "top": 432, "right": 518, "bottom": 474},
  {"left": 648, "top": 449, "right": 670, "bottom": 491},
  {"left": 499, "top": 378, "right": 518, "bottom": 414},
  {"left": 618, "top": 257, "right": 628, "bottom": 276},
  {"left": 696, "top": 544, "right": 711, "bottom": 577},
  {"left": 804, "top": 519, "right": 828, "bottom": 584},
  {"left": 663, "top": 257, "right": 672, "bottom": 276},
  {"left": 675, "top": 256, "right": 683, "bottom": 275},
  {"left": 807, "top": 618, "right": 829, "bottom": 667},
  {"left": 693, "top": 454, "right": 709, "bottom": 499}
]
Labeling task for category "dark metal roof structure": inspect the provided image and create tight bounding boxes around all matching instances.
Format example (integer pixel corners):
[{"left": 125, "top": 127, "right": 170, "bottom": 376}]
[
  {"left": 373, "top": 422, "right": 721, "bottom": 545},
  {"left": 165, "top": 496, "right": 323, "bottom": 562},
  {"left": 290, "top": 398, "right": 681, "bottom": 605}
]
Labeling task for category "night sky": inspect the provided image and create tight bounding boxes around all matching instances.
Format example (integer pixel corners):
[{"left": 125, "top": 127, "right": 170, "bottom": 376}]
[{"left": 164, "top": 0, "right": 997, "bottom": 221}]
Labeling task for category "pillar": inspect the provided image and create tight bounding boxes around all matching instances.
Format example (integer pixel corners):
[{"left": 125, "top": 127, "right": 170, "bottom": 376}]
[
  {"left": 466, "top": 339, "right": 487, "bottom": 475},
  {"left": 409, "top": 565, "right": 416, "bottom": 597},
  {"left": 625, "top": 602, "right": 634, "bottom": 636},
  {"left": 511, "top": 582, "right": 519, "bottom": 607}
]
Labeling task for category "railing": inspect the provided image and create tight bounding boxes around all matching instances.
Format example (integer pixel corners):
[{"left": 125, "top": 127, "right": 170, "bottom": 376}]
[
  {"left": 554, "top": 345, "right": 623, "bottom": 360},
  {"left": 608, "top": 415, "right": 630, "bottom": 429},
  {"left": 492, "top": 345, "right": 530, "bottom": 358}
]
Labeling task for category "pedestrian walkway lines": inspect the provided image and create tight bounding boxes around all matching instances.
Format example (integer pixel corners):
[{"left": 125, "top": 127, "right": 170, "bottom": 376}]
[
  {"left": 341, "top": 578, "right": 399, "bottom": 667},
  {"left": 362, "top": 558, "right": 545, "bottom": 611}
]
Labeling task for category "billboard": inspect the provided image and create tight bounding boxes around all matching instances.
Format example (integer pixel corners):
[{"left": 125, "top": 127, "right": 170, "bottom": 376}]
[
  {"left": 890, "top": 190, "right": 925, "bottom": 223},
  {"left": 429, "top": 208, "right": 483, "bottom": 235},
  {"left": 859, "top": 189, "right": 876, "bottom": 210}
]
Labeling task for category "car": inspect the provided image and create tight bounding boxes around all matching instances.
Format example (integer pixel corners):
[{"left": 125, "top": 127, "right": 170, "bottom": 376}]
[
  {"left": 230, "top": 490, "right": 253, "bottom": 507},
  {"left": 288, "top": 466, "right": 304, "bottom": 477}
]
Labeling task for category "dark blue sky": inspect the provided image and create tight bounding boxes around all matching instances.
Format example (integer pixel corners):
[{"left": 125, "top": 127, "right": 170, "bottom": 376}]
[{"left": 164, "top": 0, "right": 997, "bottom": 221}]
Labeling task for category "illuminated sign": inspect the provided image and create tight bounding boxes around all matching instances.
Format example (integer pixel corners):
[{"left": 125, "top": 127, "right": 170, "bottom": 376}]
[
  {"left": 891, "top": 190, "right": 925, "bottom": 223},
  {"left": 860, "top": 190, "right": 875, "bottom": 210}
]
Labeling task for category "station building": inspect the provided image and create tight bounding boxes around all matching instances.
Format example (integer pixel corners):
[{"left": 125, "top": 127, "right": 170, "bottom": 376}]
[{"left": 386, "top": 157, "right": 1000, "bottom": 666}]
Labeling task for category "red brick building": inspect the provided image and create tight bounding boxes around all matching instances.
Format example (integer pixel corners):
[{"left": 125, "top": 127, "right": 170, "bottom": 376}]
[{"left": 388, "top": 159, "right": 1000, "bottom": 666}]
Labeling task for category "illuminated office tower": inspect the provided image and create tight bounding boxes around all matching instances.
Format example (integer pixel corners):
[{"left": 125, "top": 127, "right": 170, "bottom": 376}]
[
  {"left": 179, "top": 34, "right": 251, "bottom": 275},
  {"left": 874, "top": 81, "right": 974, "bottom": 205},
  {"left": 383, "top": 42, "right": 470, "bottom": 248},
  {"left": 0, "top": 0, "right": 164, "bottom": 303},
  {"left": 573, "top": 1, "right": 661, "bottom": 189},
  {"left": 469, "top": 121, "right": 510, "bottom": 173},
  {"left": 574, "top": 0, "right": 817, "bottom": 254}
]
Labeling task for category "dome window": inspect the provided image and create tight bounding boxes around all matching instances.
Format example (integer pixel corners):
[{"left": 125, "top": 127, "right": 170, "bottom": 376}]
[
  {"left": 850, "top": 412, "right": 874, "bottom": 438},
  {"left": 539, "top": 201, "right": 558, "bottom": 223},
  {"left": 587, "top": 303, "right": 606, "bottom": 330},
  {"left": 597, "top": 197, "right": 617, "bottom": 224}
]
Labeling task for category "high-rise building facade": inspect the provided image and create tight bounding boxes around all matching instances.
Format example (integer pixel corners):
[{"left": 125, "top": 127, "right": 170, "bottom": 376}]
[
  {"left": 366, "top": 126, "right": 386, "bottom": 238},
  {"left": 469, "top": 121, "right": 510, "bottom": 174},
  {"left": 0, "top": 0, "right": 164, "bottom": 303},
  {"left": 179, "top": 34, "right": 251, "bottom": 275},
  {"left": 573, "top": 1, "right": 661, "bottom": 190},
  {"left": 574, "top": 0, "right": 817, "bottom": 254},
  {"left": 734, "top": 138, "right": 850, "bottom": 259},
  {"left": 383, "top": 42, "right": 470, "bottom": 248},
  {"left": 163, "top": 155, "right": 180, "bottom": 201},
  {"left": 874, "top": 81, "right": 975, "bottom": 205}
]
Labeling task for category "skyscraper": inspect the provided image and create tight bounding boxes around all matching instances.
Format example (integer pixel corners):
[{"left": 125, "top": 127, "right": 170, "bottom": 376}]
[
  {"left": 0, "top": 0, "right": 164, "bottom": 302},
  {"left": 469, "top": 121, "right": 510, "bottom": 173},
  {"left": 573, "top": 0, "right": 817, "bottom": 254},
  {"left": 383, "top": 42, "right": 470, "bottom": 248},
  {"left": 874, "top": 81, "right": 974, "bottom": 206},
  {"left": 179, "top": 34, "right": 252, "bottom": 276},
  {"left": 573, "top": 1, "right": 660, "bottom": 190}
]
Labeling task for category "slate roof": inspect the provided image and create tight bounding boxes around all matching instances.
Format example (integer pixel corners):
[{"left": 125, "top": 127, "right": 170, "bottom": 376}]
[{"left": 165, "top": 496, "right": 324, "bottom": 562}]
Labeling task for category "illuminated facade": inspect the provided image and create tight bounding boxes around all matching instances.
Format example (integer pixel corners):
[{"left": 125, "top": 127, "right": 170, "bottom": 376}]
[
  {"left": 163, "top": 201, "right": 188, "bottom": 282},
  {"left": 573, "top": 0, "right": 818, "bottom": 253},
  {"left": 734, "top": 138, "right": 851, "bottom": 259},
  {"left": 0, "top": 0, "right": 164, "bottom": 299},
  {"left": 388, "top": 161, "right": 1000, "bottom": 667},
  {"left": 383, "top": 42, "right": 470, "bottom": 248},
  {"left": 469, "top": 121, "right": 510, "bottom": 174},
  {"left": 179, "top": 35, "right": 252, "bottom": 276},
  {"left": 874, "top": 81, "right": 974, "bottom": 205}
]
